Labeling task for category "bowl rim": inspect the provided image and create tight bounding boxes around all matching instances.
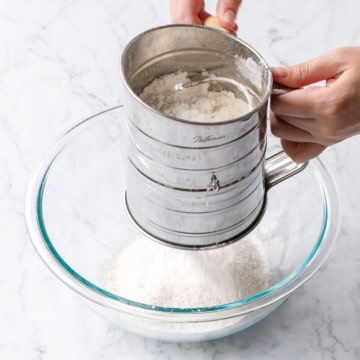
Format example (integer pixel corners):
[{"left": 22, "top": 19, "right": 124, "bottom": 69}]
[{"left": 24, "top": 105, "right": 340, "bottom": 323}]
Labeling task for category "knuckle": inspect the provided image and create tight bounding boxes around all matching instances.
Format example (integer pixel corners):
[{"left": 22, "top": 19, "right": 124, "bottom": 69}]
[
  {"left": 269, "top": 115, "right": 283, "bottom": 135},
  {"left": 316, "top": 127, "right": 338, "bottom": 145},
  {"left": 293, "top": 63, "right": 311, "bottom": 84},
  {"left": 325, "top": 100, "right": 349, "bottom": 120},
  {"left": 314, "top": 94, "right": 351, "bottom": 143},
  {"left": 315, "top": 119, "right": 344, "bottom": 144}
]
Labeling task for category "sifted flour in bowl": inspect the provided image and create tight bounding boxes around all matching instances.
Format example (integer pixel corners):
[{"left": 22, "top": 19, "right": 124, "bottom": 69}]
[
  {"left": 139, "top": 71, "right": 254, "bottom": 122},
  {"left": 101, "top": 235, "right": 269, "bottom": 308}
]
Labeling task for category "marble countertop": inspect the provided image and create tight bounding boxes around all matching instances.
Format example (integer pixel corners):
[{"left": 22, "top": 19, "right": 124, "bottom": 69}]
[{"left": 1, "top": 0, "right": 360, "bottom": 359}]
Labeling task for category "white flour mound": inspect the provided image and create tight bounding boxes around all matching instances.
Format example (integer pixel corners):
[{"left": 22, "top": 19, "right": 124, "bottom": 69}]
[
  {"left": 101, "top": 235, "right": 269, "bottom": 308},
  {"left": 139, "top": 71, "right": 253, "bottom": 122}
]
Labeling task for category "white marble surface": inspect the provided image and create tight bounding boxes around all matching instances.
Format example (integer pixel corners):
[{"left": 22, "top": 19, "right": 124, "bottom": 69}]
[{"left": 1, "top": 0, "right": 360, "bottom": 359}]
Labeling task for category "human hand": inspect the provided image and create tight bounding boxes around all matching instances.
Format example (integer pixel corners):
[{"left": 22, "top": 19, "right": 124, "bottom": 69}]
[
  {"left": 270, "top": 47, "right": 360, "bottom": 163},
  {"left": 169, "top": 0, "right": 242, "bottom": 34}
]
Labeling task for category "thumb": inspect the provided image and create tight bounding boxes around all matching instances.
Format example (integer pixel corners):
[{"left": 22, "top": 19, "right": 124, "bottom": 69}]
[{"left": 271, "top": 50, "right": 344, "bottom": 88}]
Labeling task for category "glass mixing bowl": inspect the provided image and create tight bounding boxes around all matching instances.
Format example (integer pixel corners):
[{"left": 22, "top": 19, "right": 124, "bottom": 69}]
[{"left": 25, "top": 105, "right": 340, "bottom": 342}]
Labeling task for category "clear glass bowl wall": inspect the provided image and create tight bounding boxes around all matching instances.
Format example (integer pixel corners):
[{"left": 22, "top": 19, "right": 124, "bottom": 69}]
[{"left": 25, "top": 106, "right": 339, "bottom": 342}]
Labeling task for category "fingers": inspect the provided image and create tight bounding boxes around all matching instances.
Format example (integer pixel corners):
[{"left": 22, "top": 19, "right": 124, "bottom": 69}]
[
  {"left": 271, "top": 48, "right": 360, "bottom": 150},
  {"left": 170, "top": 0, "right": 208, "bottom": 24},
  {"left": 271, "top": 113, "right": 327, "bottom": 162},
  {"left": 170, "top": 0, "right": 241, "bottom": 34},
  {"left": 270, "top": 113, "right": 316, "bottom": 143},
  {"left": 271, "top": 48, "right": 346, "bottom": 88},
  {"left": 280, "top": 139, "right": 326, "bottom": 163},
  {"left": 216, "top": 0, "right": 242, "bottom": 32},
  {"left": 271, "top": 86, "right": 324, "bottom": 119}
]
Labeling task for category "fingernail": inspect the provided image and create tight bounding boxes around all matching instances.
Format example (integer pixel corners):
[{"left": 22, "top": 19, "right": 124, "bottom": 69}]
[{"left": 271, "top": 66, "right": 289, "bottom": 78}]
